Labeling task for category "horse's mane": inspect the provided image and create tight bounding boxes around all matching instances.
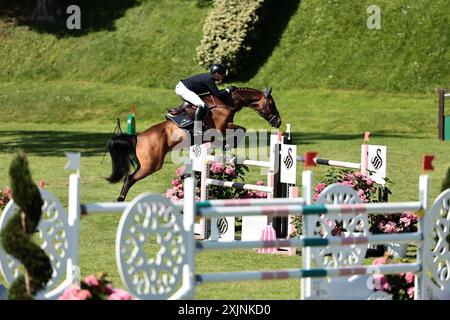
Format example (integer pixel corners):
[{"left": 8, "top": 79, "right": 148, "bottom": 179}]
[{"left": 237, "top": 87, "right": 261, "bottom": 93}]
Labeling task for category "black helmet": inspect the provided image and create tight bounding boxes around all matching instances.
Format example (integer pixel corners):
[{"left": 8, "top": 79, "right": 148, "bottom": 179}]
[{"left": 210, "top": 63, "right": 227, "bottom": 76}]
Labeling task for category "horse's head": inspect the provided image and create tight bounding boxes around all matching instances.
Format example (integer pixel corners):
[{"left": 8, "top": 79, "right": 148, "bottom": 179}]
[{"left": 232, "top": 87, "right": 281, "bottom": 128}]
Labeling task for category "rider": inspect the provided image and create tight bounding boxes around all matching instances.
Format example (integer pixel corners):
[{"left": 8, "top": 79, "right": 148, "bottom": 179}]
[{"left": 175, "top": 63, "right": 237, "bottom": 135}]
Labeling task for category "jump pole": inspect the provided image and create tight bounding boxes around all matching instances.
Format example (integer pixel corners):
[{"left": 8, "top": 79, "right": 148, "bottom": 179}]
[{"left": 192, "top": 135, "right": 281, "bottom": 241}]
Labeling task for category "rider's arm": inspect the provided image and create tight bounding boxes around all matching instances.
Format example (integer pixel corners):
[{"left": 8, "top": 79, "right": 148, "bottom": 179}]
[{"left": 205, "top": 78, "right": 228, "bottom": 100}]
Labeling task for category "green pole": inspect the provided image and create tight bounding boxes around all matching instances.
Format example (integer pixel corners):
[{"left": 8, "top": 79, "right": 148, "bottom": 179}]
[{"left": 127, "top": 105, "right": 136, "bottom": 135}]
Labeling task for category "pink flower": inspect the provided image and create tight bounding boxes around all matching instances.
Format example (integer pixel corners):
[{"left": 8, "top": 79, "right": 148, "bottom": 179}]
[
  {"left": 340, "top": 180, "right": 355, "bottom": 188},
  {"left": 405, "top": 272, "right": 415, "bottom": 284},
  {"left": 382, "top": 281, "right": 391, "bottom": 291},
  {"left": 58, "top": 286, "right": 80, "bottom": 300},
  {"left": 357, "top": 189, "right": 365, "bottom": 196},
  {"left": 372, "top": 274, "right": 389, "bottom": 290},
  {"left": 59, "top": 286, "right": 91, "bottom": 300},
  {"left": 176, "top": 166, "right": 186, "bottom": 178},
  {"left": 224, "top": 166, "right": 236, "bottom": 177},
  {"left": 108, "top": 288, "right": 133, "bottom": 300},
  {"left": 407, "top": 286, "right": 415, "bottom": 298},
  {"left": 256, "top": 191, "right": 267, "bottom": 198},
  {"left": 83, "top": 275, "right": 99, "bottom": 287},
  {"left": 366, "top": 178, "right": 373, "bottom": 186},
  {"left": 210, "top": 162, "right": 225, "bottom": 174},
  {"left": 3, "top": 187, "right": 12, "bottom": 199},
  {"left": 256, "top": 180, "right": 265, "bottom": 186},
  {"left": 165, "top": 188, "right": 175, "bottom": 197},
  {"left": 105, "top": 283, "right": 114, "bottom": 294},
  {"left": 314, "top": 183, "right": 327, "bottom": 193},
  {"left": 384, "top": 221, "right": 399, "bottom": 233},
  {"left": 172, "top": 179, "right": 182, "bottom": 187},
  {"left": 77, "top": 290, "right": 92, "bottom": 300},
  {"left": 373, "top": 257, "right": 387, "bottom": 265}
]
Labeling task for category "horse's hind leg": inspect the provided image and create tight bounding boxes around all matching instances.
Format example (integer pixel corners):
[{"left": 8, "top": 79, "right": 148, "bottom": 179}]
[
  {"left": 116, "top": 157, "right": 166, "bottom": 202},
  {"left": 117, "top": 166, "right": 151, "bottom": 202}
]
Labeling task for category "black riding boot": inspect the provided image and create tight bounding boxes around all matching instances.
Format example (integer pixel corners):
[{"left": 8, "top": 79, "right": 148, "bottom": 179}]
[{"left": 194, "top": 105, "right": 207, "bottom": 138}]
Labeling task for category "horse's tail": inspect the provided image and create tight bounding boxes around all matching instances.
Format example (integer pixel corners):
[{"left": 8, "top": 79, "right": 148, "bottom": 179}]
[{"left": 106, "top": 134, "right": 136, "bottom": 183}]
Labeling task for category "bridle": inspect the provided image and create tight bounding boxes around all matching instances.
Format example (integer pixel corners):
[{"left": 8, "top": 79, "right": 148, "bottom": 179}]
[{"left": 232, "top": 89, "right": 279, "bottom": 126}]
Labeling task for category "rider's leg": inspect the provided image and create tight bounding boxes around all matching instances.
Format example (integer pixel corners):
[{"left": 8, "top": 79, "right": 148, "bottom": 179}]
[
  {"left": 193, "top": 104, "right": 207, "bottom": 136},
  {"left": 175, "top": 81, "right": 207, "bottom": 136}
]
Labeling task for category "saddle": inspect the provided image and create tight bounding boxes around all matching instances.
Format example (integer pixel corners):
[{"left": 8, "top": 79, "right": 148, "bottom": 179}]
[{"left": 165, "top": 102, "right": 210, "bottom": 129}]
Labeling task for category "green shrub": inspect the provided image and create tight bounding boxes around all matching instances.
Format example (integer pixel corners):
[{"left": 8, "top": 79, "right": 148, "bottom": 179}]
[{"left": 196, "top": 0, "right": 268, "bottom": 76}]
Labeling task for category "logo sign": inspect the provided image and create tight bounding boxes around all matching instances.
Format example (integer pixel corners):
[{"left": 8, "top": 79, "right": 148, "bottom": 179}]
[
  {"left": 211, "top": 216, "right": 235, "bottom": 241},
  {"left": 190, "top": 144, "right": 204, "bottom": 172},
  {"left": 280, "top": 144, "right": 297, "bottom": 184},
  {"left": 217, "top": 217, "right": 229, "bottom": 235},
  {"left": 368, "top": 145, "right": 387, "bottom": 184}
]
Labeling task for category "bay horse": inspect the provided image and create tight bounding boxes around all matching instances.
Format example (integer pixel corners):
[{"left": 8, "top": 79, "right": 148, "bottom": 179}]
[{"left": 106, "top": 87, "right": 281, "bottom": 201}]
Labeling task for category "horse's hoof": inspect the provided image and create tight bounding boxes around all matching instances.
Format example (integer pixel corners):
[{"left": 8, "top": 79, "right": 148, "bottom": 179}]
[{"left": 117, "top": 197, "right": 125, "bottom": 202}]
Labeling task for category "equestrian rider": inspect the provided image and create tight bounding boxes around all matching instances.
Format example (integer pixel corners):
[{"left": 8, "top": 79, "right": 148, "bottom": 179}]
[{"left": 175, "top": 63, "right": 236, "bottom": 135}]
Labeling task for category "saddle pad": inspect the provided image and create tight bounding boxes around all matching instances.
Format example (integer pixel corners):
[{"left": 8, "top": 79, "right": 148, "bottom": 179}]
[
  {"left": 165, "top": 111, "right": 194, "bottom": 128},
  {"left": 165, "top": 108, "right": 211, "bottom": 129}
]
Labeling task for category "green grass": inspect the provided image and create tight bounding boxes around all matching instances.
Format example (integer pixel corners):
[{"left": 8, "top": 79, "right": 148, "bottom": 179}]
[
  {"left": 249, "top": 0, "right": 450, "bottom": 92},
  {"left": 0, "top": 0, "right": 448, "bottom": 299},
  {"left": 1, "top": 0, "right": 448, "bottom": 92},
  {"left": 0, "top": 83, "right": 447, "bottom": 299},
  {"left": 0, "top": 0, "right": 209, "bottom": 88}
]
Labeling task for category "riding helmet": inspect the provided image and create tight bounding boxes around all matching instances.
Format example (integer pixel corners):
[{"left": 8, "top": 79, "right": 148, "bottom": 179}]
[{"left": 210, "top": 63, "right": 227, "bottom": 76}]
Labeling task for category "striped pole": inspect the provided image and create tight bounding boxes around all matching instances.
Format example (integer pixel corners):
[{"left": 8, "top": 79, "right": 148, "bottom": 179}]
[
  {"left": 197, "top": 201, "right": 423, "bottom": 218},
  {"left": 197, "top": 197, "right": 304, "bottom": 208},
  {"left": 205, "top": 155, "right": 272, "bottom": 168},
  {"left": 206, "top": 179, "right": 273, "bottom": 193},
  {"left": 196, "top": 263, "right": 421, "bottom": 284},
  {"left": 196, "top": 232, "right": 422, "bottom": 251},
  {"left": 296, "top": 156, "right": 360, "bottom": 169},
  {"left": 80, "top": 201, "right": 184, "bottom": 215}
]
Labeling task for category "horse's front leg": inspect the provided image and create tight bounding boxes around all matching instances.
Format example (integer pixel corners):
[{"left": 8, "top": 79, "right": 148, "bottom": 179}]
[{"left": 223, "top": 123, "right": 247, "bottom": 151}]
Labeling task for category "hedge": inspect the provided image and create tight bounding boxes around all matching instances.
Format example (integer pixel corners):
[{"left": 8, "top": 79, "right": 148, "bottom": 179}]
[{"left": 196, "top": 0, "right": 268, "bottom": 76}]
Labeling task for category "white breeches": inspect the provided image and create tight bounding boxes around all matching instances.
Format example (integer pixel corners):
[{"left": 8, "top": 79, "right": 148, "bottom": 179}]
[{"left": 175, "top": 81, "right": 206, "bottom": 108}]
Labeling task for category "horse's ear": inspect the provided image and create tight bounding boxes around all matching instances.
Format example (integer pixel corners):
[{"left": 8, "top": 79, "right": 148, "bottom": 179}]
[{"left": 264, "top": 87, "right": 272, "bottom": 99}]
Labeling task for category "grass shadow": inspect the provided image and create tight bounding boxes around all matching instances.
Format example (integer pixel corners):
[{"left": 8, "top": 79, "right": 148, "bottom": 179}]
[
  {"left": 0, "top": 0, "right": 139, "bottom": 38},
  {"left": 229, "top": 0, "right": 302, "bottom": 83},
  {"left": 0, "top": 130, "right": 114, "bottom": 157}
]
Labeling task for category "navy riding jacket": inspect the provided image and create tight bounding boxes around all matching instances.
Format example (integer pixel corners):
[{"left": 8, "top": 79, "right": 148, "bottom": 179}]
[{"left": 181, "top": 73, "right": 228, "bottom": 100}]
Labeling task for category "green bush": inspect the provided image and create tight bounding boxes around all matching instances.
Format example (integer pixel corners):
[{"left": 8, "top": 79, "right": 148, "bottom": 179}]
[
  {"left": 196, "top": 0, "right": 267, "bottom": 76},
  {"left": 0, "top": 150, "right": 53, "bottom": 299}
]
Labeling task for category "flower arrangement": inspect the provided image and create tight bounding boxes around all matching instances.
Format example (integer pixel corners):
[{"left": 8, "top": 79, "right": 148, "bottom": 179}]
[
  {"left": 370, "top": 212, "right": 418, "bottom": 234},
  {"left": 291, "top": 168, "right": 380, "bottom": 237},
  {"left": 0, "top": 186, "right": 12, "bottom": 212},
  {"left": 59, "top": 273, "right": 133, "bottom": 300},
  {"left": 165, "top": 160, "right": 267, "bottom": 201},
  {"left": 313, "top": 169, "right": 378, "bottom": 202},
  {"left": 371, "top": 255, "right": 415, "bottom": 300}
]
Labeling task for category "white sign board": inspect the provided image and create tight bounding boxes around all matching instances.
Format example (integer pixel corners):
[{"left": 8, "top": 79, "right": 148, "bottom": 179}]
[
  {"left": 210, "top": 217, "right": 235, "bottom": 241},
  {"left": 190, "top": 144, "right": 205, "bottom": 172},
  {"left": 367, "top": 145, "right": 387, "bottom": 184},
  {"left": 242, "top": 216, "right": 269, "bottom": 241},
  {"left": 280, "top": 144, "right": 297, "bottom": 184}
]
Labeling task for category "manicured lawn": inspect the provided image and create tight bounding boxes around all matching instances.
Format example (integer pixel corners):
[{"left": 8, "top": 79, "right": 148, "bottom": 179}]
[{"left": 0, "top": 83, "right": 445, "bottom": 299}]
